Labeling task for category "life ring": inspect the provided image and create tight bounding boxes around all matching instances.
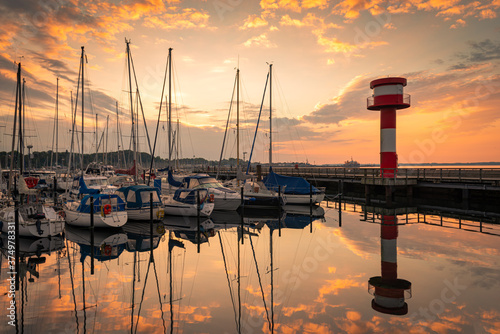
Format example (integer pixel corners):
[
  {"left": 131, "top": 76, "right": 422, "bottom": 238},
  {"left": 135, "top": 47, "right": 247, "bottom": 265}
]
[
  {"left": 25, "top": 177, "right": 38, "bottom": 189},
  {"left": 58, "top": 210, "right": 66, "bottom": 219},
  {"left": 101, "top": 244, "right": 112, "bottom": 256},
  {"left": 103, "top": 204, "right": 112, "bottom": 215},
  {"left": 209, "top": 194, "right": 215, "bottom": 203}
]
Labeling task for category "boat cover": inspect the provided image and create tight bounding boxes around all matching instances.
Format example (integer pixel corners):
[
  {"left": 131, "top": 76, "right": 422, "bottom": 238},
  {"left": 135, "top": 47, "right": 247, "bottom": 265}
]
[
  {"left": 167, "top": 169, "right": 183, "bottom": 187},
  {"left": 115, "top": 185, "right": 161, "bottom": 209},
  {"left": 78, "top": 176, "right": 99, "bottom": 195},
  {"left": 262, "top": 167, "right": 321, "bottom": 195},
  {"left": 76, "top": 194, "right": 126, "bottom": 213}
]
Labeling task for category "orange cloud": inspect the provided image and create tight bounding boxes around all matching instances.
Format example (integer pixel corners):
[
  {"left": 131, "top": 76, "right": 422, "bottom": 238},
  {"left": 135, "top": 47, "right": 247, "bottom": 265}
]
[
  {"left": 240, "top": 14, "right": 269, "bottom": 29},
  {"left": 260, "top": 0, "right": 302, "bottom": 12},
  {"left": 243, "top": 33, "right": 277, "bottom": 48}
]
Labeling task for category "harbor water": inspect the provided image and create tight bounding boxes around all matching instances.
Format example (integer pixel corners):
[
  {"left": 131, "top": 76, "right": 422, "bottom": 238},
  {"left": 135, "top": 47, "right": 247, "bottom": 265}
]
[{"left": 1, "top": 204, "right": 499, "bottom": 333}]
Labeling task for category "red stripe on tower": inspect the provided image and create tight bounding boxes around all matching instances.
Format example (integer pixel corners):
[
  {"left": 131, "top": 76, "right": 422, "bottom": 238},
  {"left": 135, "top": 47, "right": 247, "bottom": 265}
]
[{"left": 367, "top": 77, "right": 410, "bottom": 178}]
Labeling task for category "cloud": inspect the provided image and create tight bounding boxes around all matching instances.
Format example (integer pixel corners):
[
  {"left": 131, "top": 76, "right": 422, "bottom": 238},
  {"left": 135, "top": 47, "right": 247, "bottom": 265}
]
[
  {"left": 459, "top": 39, "right": 500, "bottom": 63},
  {"left": 239, "top": 14, "right": 268, "bottom": 30},
  {"left": 242, "top": 33, "right": 277, "bottom": 48},
  {"left": 260, "top": 0, "right": 302, "bottom": 12},
  {"left": 303, "top": 74, "right": 368, "bottom": 124}
]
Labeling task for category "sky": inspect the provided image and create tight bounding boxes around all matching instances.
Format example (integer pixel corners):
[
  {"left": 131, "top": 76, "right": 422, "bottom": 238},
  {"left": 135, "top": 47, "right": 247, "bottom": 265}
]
[{"left": 0, "top": 0, "right": 499, "bottom": 165}]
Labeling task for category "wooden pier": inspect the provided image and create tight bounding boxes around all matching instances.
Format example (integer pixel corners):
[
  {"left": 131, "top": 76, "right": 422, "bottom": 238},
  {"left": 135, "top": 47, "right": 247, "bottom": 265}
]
[{"left": 197, "top": 166, "right": 500, "bottom": 210}]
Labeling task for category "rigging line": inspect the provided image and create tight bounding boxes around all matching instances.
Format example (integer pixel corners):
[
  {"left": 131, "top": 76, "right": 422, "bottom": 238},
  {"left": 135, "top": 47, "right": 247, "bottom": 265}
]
[
  {"left": 273, "top": 71, "right": 308, "bottom": 165},
  {"left": 246, "top": 71, "right": 270, "bottom": 174},
  {"left": 129, "top": 48, "right": 153, "bottom": 157},
  {"left": 65, "top": 238, "right": 80, "bottom": 334},
  {"left": 152, "top": 257, "right": 167, "bottom": 334},
  {"left": 134, "top": 254, "right": 153, "bottom": 334},
  {"left": 172, "top": 55, "right": 195, "bottom": 160},
  {"left": 218, "top": 231, "right": 239, "bottom": 331},
  {"left": 248, "top": 233, "right": 271, "bottom": 330},
  {"left": 217, "top": 71, "right": 238, "bottom": 179},
  {"left": 147, "top": 49, "right": 170, "bottom": 186}
]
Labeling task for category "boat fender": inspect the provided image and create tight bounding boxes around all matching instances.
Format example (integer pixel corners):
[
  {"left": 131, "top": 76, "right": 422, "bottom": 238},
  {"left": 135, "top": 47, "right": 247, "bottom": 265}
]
[
  {"left": 156, "top": 209, "right": 165, "bottom": 219},
  {"left": 35, "top": 219, "right": 44, "bottom": 236},
  {"left": 156, "top": 225, "right": 165, "bottom": 234}
]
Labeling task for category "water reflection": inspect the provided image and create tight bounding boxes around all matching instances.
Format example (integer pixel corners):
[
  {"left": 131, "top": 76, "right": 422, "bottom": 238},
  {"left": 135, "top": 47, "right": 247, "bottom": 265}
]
[
  {"left": 366, "top": 210, "right": 412, "bottom": 315},
  {"left": 1, "top": 202, "right": 500, "bottom": 333}
]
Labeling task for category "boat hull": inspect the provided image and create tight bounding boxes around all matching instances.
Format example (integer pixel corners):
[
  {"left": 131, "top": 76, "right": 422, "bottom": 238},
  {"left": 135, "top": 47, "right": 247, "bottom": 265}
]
[
  {"left": 283, "top": 192, "right": 325, "bottom": 205},
  {"left": 126, "top": 207, "right": 164, "bottom": 221},
  {"left": 163, "top": 201, "right": 214, "bottom": 217},
  {"left": 213, "top": 197, "right": 241, "bottom": 211},
  {"left": 64, "top": 209, "right": 128, "bottom": 228},
  {"left": 0, "top": 205, "right": 65, "bottom": 238}
]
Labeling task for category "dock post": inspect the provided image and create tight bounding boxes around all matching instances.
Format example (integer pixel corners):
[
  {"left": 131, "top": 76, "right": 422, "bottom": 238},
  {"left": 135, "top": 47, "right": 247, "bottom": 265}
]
[
  {"left": 150, "top": 192, "right": 154, "bottom": 263},
  {"left": 365, "top": 184, "right": 371, "bottom": 205},
  {"left": 339, "top": 180, "right": 343, "bottom": 227},
  {"left": 197, "top": 190, "right": 201, "bottom": 253},
  {"left": 278, "top": 185, "right": 282, "bottom": 237},
  {"left": 90, "top": 196, "right": 94, "bottom": 275},
  {"left": 385, "top": 186, "right": 393, "bottom": 206},
  {"left": 462, "top": 187, "right": 469, "bottom": 210},
  {"left": 406, "top": 185, "right": 413, "bottom": 205}
]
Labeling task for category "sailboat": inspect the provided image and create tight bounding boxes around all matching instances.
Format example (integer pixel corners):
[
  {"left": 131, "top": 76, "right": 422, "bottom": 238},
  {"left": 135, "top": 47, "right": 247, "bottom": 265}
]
[
  {"left": 218, "top": 67, "right": 284, "bottom": 208},
  {"left": 0, "top": 63, "right": 65, "bottom": 238},
  {"left": 248, "top": 64, "right": 325, "bottom": 205},
  {"left": 62, "top": 47, "right": 128, "bottom": 228}
]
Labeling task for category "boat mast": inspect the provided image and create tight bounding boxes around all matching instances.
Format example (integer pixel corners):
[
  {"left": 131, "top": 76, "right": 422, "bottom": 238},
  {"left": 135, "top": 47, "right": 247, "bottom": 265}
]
[
  {"left": 176, "top": 118, "right": 180, "bottom": 170},
  {"left": 56, "top": 77, "right": 59, "bottom": 168},
  {"left": 8, "top": 63, "right": 20, "bottom": 195},
  {"left": 268, "top": 63, "right": 273, "bottom": 167},
  {"left": 168, "top": 47, "right": 172, "bottom": 167},
  {"left": 126, "top": 39, "right": 137, "bottom": 182},
  {"left": 116, "top": 101, "right": 120, "bottom": 167},
  {"left": 80, "top": 46, "right": 85, "bottom": 176},
  {"left": 236, "top": 67, "right": 240, "bottom": 185},
  {"left": 21, "top": 78, "right": 25, "bottom": 175},
  {"left": 105, "top": 115, "right": 109, "bottom": 165}
]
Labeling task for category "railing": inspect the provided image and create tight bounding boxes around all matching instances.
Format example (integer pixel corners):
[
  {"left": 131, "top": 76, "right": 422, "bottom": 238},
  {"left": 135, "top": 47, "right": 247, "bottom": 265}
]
[
  {"left": 199, "top": 166, "right": 500, "bottom": 184},
  {"left": 367, "top": 93, "right": 411, "bottom": 109}
]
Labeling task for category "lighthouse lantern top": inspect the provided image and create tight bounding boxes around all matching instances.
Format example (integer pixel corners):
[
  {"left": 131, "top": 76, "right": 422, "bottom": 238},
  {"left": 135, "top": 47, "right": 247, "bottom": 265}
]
[{"left": 370, "top": 77, "right": 407, "bottom": 89}]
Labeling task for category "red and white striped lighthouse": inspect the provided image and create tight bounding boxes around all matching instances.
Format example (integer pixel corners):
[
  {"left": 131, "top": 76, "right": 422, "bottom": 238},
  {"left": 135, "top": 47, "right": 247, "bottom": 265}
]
[{"left": 367, "top": 77, "right": 410, "bottom": 178}]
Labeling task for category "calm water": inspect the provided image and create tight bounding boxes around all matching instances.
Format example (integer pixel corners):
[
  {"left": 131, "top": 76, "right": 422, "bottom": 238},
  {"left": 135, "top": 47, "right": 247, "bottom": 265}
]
[{"left": 1, "top": 205, "right": 500, "bottom": 333}]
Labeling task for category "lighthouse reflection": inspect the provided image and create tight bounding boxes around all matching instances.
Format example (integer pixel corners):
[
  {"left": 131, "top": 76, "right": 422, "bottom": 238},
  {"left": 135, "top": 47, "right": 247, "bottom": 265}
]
[{"left": 365, "top": 208, "right": 412, "bottom": 315}]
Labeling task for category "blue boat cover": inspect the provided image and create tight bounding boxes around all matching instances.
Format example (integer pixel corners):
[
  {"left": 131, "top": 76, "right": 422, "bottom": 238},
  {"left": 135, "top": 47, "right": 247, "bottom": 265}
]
[
  {"left": 167, "top": 169, "right": 183, "bottom": 187},
  {"left": 78, "top": 176, "right": 99, "bottom": 195},
  {"left": 262, "top": 167, "right": 320, "bottom": 195},
  {"left": 115, "top": 185, "right": 161, "bottom": 209},
  {"left": 154, "top": 178, "right": 162, "bottom": 191},
  {"left": 76, "top": 194, "right": 126, "bottom": 213}
]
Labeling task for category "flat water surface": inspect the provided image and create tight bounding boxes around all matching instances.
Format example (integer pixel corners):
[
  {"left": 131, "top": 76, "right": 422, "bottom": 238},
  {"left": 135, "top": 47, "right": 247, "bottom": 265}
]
[{"left": 1, "top": 205, "right": 500, "bottom": 333}]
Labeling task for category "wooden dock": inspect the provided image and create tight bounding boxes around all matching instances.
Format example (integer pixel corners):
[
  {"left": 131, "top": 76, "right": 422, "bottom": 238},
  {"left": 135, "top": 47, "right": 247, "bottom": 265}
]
[{"left": 197, "top": 166, "right": 500, "bottom": 210}]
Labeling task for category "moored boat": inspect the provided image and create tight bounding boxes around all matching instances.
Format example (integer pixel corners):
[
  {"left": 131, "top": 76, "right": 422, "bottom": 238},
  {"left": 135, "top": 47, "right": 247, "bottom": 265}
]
[
  {"left": 115, "top": 185, "right": 164, "bottom": 221},
  {"left": 162, "top": 188, "right": 215, "bottom": 217},
  {"left": 63, "top": 194, "right": 128, "bottom": 228}
]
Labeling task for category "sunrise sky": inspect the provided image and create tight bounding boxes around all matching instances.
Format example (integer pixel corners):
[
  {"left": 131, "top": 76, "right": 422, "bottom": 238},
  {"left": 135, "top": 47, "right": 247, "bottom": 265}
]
[{"left": 0, "top": 0, "right": 499, "bottom": 165}]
